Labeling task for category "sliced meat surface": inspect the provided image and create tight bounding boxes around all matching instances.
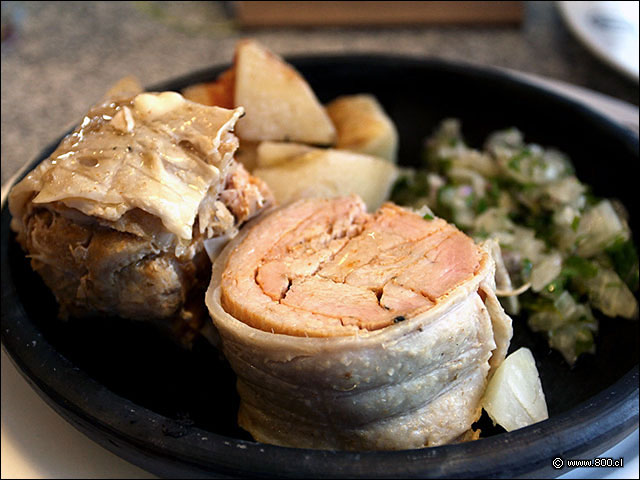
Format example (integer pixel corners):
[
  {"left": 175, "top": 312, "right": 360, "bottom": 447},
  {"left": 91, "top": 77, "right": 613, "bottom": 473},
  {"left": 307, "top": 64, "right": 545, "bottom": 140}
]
[
  {"left": 208, "top": 195, "right": 512, "bottom": 450},
  {"left": 220, "top": 196, "right": 482, "bottom": 337}
]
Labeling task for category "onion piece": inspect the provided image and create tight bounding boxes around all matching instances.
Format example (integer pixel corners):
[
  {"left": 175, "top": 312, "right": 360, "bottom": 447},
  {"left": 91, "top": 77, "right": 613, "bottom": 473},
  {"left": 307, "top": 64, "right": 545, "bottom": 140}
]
[{"left": 482, "top": 347, "right": 549, "bottom": 432}]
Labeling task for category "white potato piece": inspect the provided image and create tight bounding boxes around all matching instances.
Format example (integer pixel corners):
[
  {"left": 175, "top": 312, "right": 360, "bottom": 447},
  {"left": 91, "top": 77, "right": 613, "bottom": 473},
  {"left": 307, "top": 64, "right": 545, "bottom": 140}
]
[
  {"left": 482, "top": 347, "right": 549, "bottom": 432},
  {"left": 254, "top": 141, "right": 317, "bottom": 168},
  {"left": 234, "top": 39, "right": 337, "bottom": 145},
  {"left": 253, "top": 149, "right": 398, "bottom": 211},
  {"left": 181, "top": 67, "right": 235, "bottom": 108},
  {"left": 326, "top": 94, "right": 399, "bottom": 163}
]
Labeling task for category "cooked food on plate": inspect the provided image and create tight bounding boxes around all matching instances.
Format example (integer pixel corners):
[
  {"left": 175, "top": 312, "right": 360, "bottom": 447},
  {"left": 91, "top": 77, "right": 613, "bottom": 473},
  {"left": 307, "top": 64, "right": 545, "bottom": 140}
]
[
  {"left": 183, "top": 39, "right": 337, "bottom": 148},
  {"left": 8, "top": 80, "right": 273, "bottom": 346},
  {"left": 252, "top": 147, "right": 398, "bottom": 212},
  {"left": 325, "top": 94, "right": 399, "bottom": 163},
  {"left": 391, "top": 119, "right": 639, "bottom": 365},
  {"left": 15, "top": 37, "right": 639, "bottom": 452},
  {"left": 205, "top": 195, "right": 517, "bottom": 450},
  {"left": 482, "top": 347, "right": 548, "bottom": 432},
  {"left": 182, "top": 39, "right": 400, "bottom": 208}
]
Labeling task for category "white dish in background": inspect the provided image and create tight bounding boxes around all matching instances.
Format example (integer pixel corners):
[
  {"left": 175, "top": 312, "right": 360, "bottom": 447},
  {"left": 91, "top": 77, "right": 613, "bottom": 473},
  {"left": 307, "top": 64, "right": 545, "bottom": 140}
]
[{"left": 557, "top": 1, "right": 639, "bottom": 82}]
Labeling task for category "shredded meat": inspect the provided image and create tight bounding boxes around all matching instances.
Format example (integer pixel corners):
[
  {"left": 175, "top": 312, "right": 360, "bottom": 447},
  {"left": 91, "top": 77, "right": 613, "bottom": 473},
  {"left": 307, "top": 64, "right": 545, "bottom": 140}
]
[
  {"left": 15, "top": 160, "right": 271, "bottom": 324},
  {"left": 8, "top": 90, "right": 273, "bottom": 347}
]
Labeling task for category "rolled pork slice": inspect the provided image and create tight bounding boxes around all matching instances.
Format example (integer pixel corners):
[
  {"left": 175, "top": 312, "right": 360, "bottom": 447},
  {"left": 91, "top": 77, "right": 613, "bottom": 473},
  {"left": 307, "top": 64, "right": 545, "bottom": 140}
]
[{"left": 206, "top": 195, "right": 512, "bottom": 450}]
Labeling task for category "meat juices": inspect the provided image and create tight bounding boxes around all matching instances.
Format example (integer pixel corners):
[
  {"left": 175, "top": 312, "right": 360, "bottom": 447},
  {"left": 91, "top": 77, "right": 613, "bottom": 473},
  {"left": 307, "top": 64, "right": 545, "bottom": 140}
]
[{"left": 207, "top": 196, "right": 513, "bottom": 450}]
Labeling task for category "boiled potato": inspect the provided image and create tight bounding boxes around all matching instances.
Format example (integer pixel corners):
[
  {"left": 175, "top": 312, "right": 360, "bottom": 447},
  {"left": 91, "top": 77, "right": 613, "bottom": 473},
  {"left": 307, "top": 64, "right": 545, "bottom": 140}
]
[
  {"left": 255, "top": 141, "right": 317, "bottom": 168},
  {"left": 325, "top": 94, "right": 398, "bottom": 163},
  {"left": 253, "top": 149, "right": 398, "bottom": 211},
  {"left": 182, "top": 67, "right": 235, "bottom": 108},
  {"left": 234, "top": 39, "right": 336, "bottom": 145},
  {"left": 482, "top": 347, "right": 549, "bottom": 432}
]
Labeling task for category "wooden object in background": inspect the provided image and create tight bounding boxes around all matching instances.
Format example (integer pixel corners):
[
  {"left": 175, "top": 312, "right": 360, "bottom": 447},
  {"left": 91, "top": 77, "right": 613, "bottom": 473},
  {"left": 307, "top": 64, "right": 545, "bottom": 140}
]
[{"left": 233, "top": 1, "right": 524, "bottom": 27}]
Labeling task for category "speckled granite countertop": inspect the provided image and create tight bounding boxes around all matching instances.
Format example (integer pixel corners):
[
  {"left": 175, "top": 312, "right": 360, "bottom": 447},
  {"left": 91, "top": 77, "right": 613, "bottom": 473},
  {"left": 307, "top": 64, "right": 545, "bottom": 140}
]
[{"left": 1, "top": 1, "right": 638, "bottom": 186}]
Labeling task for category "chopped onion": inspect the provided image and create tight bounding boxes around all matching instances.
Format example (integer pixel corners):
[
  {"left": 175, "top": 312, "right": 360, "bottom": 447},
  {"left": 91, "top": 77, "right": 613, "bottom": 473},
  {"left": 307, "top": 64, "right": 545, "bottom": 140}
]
[
  {"left": 391, "top": 119, "right": 640, "bottom": 367},
  {"left": 584, "top": 268, "right": 639, "bottom": 319},
  {"left": 448, "top": 167, "right": 487, "bottom": 196},
  {"left": 548, "top": 322, "right": 596, "bottom": 365},
  {"left": 482, "top": 348, "right": 549, "bottom": 432},
  {"left": 576, "top": 200, "right": 629, "bottom": 257},
  {"left": 530, "top": 252, "right": 563, "bottom": 292},
  {"left": 544, "top": 176, "right": 586, "bottom": 208},
  {"left": 553, "top": 290, "right": 577, "bottom": 319}
]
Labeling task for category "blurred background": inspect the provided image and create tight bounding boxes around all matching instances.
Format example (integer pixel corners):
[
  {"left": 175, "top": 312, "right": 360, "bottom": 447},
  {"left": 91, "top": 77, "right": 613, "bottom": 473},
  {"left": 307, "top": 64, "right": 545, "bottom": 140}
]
[
  {"left": 1, "top": 1, "right": 639, "bottom": 478},
  {"left": 1, "top": 1, "right": 638, "bottom": 187}
]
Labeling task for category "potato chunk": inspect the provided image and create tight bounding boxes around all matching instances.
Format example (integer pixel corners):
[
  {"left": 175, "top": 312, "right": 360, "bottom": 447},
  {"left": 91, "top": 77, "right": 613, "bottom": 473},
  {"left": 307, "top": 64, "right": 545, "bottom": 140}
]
[
  {"left": 234, "top": 40, "right": 336, "bottom": 145},
  {"left": 253, "top": 148, "right": 398, "bottom": 211},
  {"left": 325, "top": 94, "right": 398, "bottom": 163},
  {"left": 254, "top": 141, "right": 316, "bottom": 168}
]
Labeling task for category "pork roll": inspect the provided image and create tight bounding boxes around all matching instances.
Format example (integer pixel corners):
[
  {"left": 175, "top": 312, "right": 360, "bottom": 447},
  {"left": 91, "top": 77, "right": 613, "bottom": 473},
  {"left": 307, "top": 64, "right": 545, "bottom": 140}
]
[
  {"left": 9, "top": 87, "right": 273, "bottom": 346},
  {"left": 206, "top": 195, "right": 512, "bottom": 450}
]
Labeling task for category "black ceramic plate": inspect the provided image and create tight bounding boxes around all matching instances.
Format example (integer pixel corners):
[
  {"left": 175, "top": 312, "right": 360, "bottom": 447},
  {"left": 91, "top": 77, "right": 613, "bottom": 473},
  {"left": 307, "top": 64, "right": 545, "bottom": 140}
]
[{"left": 2, "top": 55, "right": 639, "bottom": 479}]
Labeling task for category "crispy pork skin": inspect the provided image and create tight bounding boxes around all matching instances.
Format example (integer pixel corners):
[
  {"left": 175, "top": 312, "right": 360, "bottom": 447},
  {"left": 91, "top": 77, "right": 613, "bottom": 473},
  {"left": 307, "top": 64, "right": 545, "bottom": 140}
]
[{"left": 206, "top": 196, "right": 512, "bottom": 449}]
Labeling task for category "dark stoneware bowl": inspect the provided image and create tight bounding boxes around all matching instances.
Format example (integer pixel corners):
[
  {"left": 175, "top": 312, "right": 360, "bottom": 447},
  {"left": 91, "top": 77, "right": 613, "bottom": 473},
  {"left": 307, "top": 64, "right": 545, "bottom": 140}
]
[{"left": 2, "top": 55, "right": 638, "bottom": 478}]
